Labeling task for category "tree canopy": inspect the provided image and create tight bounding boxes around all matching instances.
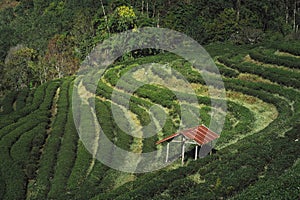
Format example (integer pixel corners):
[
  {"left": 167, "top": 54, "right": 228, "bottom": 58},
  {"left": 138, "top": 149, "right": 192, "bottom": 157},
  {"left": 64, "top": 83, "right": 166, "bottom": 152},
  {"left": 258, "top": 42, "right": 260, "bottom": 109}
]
[{"left": 0, "top": 0, "right": 299, "bottom": 92}]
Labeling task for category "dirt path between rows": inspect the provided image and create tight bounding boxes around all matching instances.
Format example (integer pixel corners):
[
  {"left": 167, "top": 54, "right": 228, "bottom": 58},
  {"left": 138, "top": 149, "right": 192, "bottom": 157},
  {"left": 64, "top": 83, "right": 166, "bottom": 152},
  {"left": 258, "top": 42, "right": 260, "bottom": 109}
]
[{"left": 26, "top": 87, "right": 60, "bottom": 200}]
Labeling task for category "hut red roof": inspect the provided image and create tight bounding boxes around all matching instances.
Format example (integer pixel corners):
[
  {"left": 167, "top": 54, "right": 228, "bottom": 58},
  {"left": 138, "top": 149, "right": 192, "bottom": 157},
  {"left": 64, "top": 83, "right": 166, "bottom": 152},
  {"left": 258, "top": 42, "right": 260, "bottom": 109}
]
[{"left": 156, "top": 125, "right": 219, "bottom": 145}]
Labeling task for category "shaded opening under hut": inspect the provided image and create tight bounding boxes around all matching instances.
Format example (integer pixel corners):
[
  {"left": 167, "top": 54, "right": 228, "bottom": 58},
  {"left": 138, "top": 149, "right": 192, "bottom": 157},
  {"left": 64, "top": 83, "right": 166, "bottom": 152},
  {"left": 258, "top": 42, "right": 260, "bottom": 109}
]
[{"left": 156, "top": 125, "right": 219, "bottom": 166}]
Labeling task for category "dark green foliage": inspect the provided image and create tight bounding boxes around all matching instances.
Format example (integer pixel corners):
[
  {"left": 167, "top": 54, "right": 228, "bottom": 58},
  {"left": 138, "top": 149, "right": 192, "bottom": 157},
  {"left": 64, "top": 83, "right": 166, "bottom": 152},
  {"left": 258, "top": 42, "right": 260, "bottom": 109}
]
[
  {"left": 135, "top": 85, "right": 176, "bottom": 109},
  {"left": 216, "top": 63, "right": 239, "bottom": 78},
  {"left": 0, "top": 119, "right": 49, "bottom": 199},
  {"left": 0, "top": 90, "right": 17, "bottom": 114},
  {"left": 39, "top": 80, "right": 61, "bottom": 110},
  {"left": 110, "top": 86, "right": 299, "bottom": 200},
  {"left": 0, "top": 80, "right": 59, "bottom": 129},
  {"left": 0, "top": 0, "right": 298, "bottom": 93},
  {"left": 91, "top": 43, "right": 300, "bottom": 200},
  {"left": 1, "top": 39, "right": 300, "bottom": 200},
  {"left": 10, "top": 123, "right": 48, "bottom": 166},
  {"left": 249, "top": 50, "right": 300, "bottom": 69},
  {"left": 218, "top": 55, "right": 300, "bottom": 89},
  {"left": 129, "top": 103, "right": 151, "bottom": 126},
  {"left": 66, "top": 142, "right": 93, "bottom": 192},
  {"left": 47, "top": 80, "right": 79, "bottom": 199},
  {"left": 29, "top": 79, "right": 70, "bottom": 200},
  {"left": 272, "top": 41, "right": 300, "bottom": 56},
  {"left": 0, "top": 171, "right": 5, "bottom": 200},
  {"left": 15, "top": 89, "right": 29, "bottom": 111},
  {"left": 231, "top": 122, "right": 300, "bottom": 199}
]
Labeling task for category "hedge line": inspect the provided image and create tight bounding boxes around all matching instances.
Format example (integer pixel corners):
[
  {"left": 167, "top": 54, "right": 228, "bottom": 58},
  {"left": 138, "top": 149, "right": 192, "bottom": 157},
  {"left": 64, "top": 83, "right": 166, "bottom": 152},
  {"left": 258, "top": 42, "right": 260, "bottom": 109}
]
[
  {"left": 225, "top": 79, "right": 299, "bottom": 107},
  {"left": 216, "top": 63, "right": 239, "bottom": 78},
  {"left": 219, "top": 101, "right": 255, "bottom": 146},
  {"left": 0, "top": 147, "right": 26, "bottom": 199},
  {"left": 244, "top": 61, "right": 300, "bottom": 88},
  {"left": 70, "top": 162, "right": 111, "bottom": 200},
  {"left": 120, "top": 83, "right": 297, "bottom": 200},
  {"left": 93, "top": 172, "right": 160, "bottom": 200},
  {"left": 47, "top": 80, "right": 79, "bottom": 199},
  {"left": 28, "top": 79, "right": 70, "bottom": 200},
  {"left": 0, "top": 116, "right": 49, "bottom": 200},
  {"left": 129, "top": 103, "right": 151, "bottom": 126},
  {"left": 0, "top": 80, "right": 60, "bottom": 129},
  {"left": 39, "top": 80, "right": 61, "bottom": 111},
  {"left": 100, "top": 68, "right": 250, "bottom": 150},
  {"left": 66, "top": 98, "right": 112, "bottom": 195},
  {"left": 6, "top": 83, "right": 46, "bottom": 122},
  {"left": 182, "top": 113, "right": 300, "bottom": 199},
  {"left": 94, "top": 100, "right": 115, "bottom": 168},
  {"left": 79, "top": 49, "right": 299, "bottom": 199},
  {"left": 66, "top": 86, "right": 95, "bottom": 192},
  {"left": 218, "top": 56, "right": 300, "bottom": 89},
  {"left": 10, "top": 122, "right": 48, "bottom": 169},
  {"left": 0, "top": 111, "right": 50, "bottom": 140},
  {"left": 97, "top": 70, "right": 300, "bottom": 200},
  {"left": 0, "top": 81, "right": 59, "bottom": 150},
  {"left": 135, "top": 85, "right": 176, "bottom": 109},
  {"left": 66, "top": 142, "right": 93, "bottom": 191},
  {"left": 232, "top": 123, "right": 300, "bottom": 199},
  {"left": 249, "top": 51, "right": 300, "bottom": 69},
  {"left": 67, "top": 99, "right": 122, "bottom": 199},
  {"left": 97, "top": 78, "right": 180, "bottom": 154},
  {"left": 100, "top": 59, "right": 261, "bottom": 150},
  {"left": 272, "top": 42, "right": 300, "bottom": 56},
  {"left": 110, "top": 103, "right": 133, "bottom": 152}
]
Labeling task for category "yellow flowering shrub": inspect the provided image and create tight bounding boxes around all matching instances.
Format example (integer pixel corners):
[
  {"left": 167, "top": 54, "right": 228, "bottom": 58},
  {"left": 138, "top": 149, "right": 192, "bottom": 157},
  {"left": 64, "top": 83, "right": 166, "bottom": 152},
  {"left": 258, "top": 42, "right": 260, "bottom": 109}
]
[{"left": 116, "top": 6, "right": 136, "bottom": 19}]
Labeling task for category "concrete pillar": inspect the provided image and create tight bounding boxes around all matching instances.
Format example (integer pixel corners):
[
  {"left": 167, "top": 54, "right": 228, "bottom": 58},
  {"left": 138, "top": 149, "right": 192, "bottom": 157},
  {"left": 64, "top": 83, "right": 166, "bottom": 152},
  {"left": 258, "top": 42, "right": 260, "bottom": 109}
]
[
  {"left": 195, "top": 145, "right": 198, "bottom": 160},
  {"left": 166, "top": 143, "right": 170, "bottom": 163},
  {"left": 181, "top": 136, "right": 185, "bottom": 166}
]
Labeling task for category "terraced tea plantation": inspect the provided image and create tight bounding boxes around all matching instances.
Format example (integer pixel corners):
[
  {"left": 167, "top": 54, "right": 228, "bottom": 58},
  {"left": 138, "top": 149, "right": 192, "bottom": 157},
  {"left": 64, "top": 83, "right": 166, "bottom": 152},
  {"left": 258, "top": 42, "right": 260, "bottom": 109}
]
[{"left": 0, "top": 42, "right": 299, "bottom": 199}]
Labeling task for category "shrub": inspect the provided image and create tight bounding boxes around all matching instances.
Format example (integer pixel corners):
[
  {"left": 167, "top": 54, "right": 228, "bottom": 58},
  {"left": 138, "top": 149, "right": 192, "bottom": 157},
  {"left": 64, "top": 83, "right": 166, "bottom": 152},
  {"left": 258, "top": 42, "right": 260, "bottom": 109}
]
[
  {"left": 272, "top": 41, "right": 300, "bottom": 56},
  {"left": 0, "top": 90, "right": 17, "bottom": 114},
  {"left": 47, "top": 84, "right": 79, "bottom": 198},
  {"left": 15, "top": 89, "right": 29, "bottom": 110},
  {"left": 29, "top": 79, "right": 70, "bottom": 200},
  {"left": 249, "top": 50, "right": 300, "bottom": 69}
]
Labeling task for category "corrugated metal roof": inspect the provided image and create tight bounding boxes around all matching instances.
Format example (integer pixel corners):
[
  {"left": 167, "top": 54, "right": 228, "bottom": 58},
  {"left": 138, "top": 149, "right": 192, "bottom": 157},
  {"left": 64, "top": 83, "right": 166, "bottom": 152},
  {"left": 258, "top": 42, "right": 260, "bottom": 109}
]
[{"left": 156, "top": 125, "right": 219, "bottom": 145}]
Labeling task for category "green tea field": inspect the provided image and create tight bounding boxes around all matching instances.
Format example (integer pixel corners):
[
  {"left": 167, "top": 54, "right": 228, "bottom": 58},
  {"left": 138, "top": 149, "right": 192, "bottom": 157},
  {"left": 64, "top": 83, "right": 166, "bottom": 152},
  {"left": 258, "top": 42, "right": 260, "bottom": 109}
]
[{"left": 0, "top": 42, "right": 299, "bottom": 200}]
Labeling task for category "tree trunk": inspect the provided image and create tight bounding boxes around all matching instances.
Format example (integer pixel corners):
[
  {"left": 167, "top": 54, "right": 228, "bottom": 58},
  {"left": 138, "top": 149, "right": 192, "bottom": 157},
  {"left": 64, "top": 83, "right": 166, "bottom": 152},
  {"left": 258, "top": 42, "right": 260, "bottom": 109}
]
[
  {"left": 100, "top": 0, "right": 110, "bottom": 35},
  {"left": 146, "top": 1, "right": 149, "bottom": 17},
  {"left": 297, "top": 2, "right": 300, "bottom": 32},
  {"left": 286, "top": 5, "right": 289, "bottom": 24},
  {"left": 236, "top": 0, "right": 241, "bottom": 22},
  {"left": 157, "top": 12, "right": 160, "bottom": 28},
  {"left": 152, "top": 4, "right": 155, "bottom": 18},
  {"left": 294, "top": 0, "right": 297, "bottom": 31}
]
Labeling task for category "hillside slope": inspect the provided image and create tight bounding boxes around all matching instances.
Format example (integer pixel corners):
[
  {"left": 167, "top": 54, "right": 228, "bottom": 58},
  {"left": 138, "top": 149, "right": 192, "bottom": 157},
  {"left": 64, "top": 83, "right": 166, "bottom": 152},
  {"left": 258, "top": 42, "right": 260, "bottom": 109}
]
[{"left": 0, "top": 43, "right": 299, "bottom": 200}]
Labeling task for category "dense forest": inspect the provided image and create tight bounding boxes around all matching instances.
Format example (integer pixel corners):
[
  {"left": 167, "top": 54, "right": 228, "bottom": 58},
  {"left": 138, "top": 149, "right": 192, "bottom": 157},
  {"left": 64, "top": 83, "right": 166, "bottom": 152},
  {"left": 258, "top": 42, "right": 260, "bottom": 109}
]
[{"left": 0, "top": 0, "right": 300, "bottom": 93}]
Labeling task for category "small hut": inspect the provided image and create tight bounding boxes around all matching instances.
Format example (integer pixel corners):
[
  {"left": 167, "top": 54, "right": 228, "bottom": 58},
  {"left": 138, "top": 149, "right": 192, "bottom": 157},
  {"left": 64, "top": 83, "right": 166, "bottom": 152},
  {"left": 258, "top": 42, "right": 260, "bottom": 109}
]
[{"left": 156, "top": 125, "right": 219, "bottom": 165}]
